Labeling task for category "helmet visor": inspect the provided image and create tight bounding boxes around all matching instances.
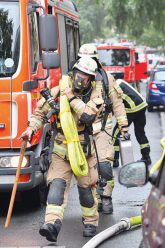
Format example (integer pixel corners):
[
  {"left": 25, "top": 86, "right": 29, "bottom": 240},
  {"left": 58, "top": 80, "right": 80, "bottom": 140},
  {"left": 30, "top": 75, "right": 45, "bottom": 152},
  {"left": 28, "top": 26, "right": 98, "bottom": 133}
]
[{"left": 73, "top": 70, "right": 93, "bottom": 92}]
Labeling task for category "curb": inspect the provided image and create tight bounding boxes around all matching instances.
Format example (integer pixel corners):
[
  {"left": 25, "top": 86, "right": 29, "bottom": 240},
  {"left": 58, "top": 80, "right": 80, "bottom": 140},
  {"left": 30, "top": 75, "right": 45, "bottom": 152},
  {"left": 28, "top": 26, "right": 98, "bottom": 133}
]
[{"left": 160, "top": 111, "right": 165, "bottom": 136}]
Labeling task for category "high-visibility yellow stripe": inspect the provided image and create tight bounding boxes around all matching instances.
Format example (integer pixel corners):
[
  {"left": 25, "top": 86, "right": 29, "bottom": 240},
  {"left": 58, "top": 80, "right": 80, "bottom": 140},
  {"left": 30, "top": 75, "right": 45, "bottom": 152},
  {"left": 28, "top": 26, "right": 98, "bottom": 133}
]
[
  {"left": 107, "top": 179, "right": 114, "bottom": 188},
  {"left": 122, "top": 93, "right": 136, "bottom": 109},
  {"left": 116, "top": 115, "right": 128, "bottom": 122},
  {"left": 125, "top": 102, "right": 147, "bottom": 113},
  {"left": 91, "top": 145, "right": 95, "bottom": 155},
  {"left": 53, "top": 143, "right": 68, "bottom": 157},
  {"left": 73, "top": 101, "right": 85, "bottom": 114},
  {"left": 109, "top": 89, "right": 115, "bottom": 97},
  {"left": 106, "top": 118, "right": 112, "bottom": 125},
  {"left": 46, "top": 204, "right": 64, "bottom": 218},
  {"left": 140, "top": 143, "right": 150, "bottom": 149},
  {"left": 112, "top": 128, "right": 120, "bottom": 145},
  {"left": 120, "top": 79, "right": 146, "bottom": 101},
  {"left": 81, "top": 206, "right": 97, "bottom": 217},
  {"left": 114, "top": 146, "right": 120, "bottom": 151}
]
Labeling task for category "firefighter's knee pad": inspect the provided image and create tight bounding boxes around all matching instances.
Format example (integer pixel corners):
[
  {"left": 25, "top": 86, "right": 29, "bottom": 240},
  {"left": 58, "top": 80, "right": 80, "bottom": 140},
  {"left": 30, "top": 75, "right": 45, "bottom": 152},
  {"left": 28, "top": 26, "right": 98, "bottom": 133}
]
[
  {"left": 78, "top": 186, "right": 94, "bottom": 208},
  {"left": 47, "top": 178, "right": 66, "bottom": 205},
  {"left": 98, "top": 161, "right": 113, "bottom": 180}
]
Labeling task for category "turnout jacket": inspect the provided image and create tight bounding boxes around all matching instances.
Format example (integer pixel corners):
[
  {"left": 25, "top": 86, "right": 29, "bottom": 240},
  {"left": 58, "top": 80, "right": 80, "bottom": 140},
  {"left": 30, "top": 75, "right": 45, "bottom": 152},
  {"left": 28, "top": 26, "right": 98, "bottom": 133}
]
[
  {"left": 116, "top": 79, "right": 147, "bottom": 113},
  {"left": 27, "top": 76, "right": 105, "bottom": 159},
  {"left": 92, "top": 72, "right": 128, "bottom": 134}
]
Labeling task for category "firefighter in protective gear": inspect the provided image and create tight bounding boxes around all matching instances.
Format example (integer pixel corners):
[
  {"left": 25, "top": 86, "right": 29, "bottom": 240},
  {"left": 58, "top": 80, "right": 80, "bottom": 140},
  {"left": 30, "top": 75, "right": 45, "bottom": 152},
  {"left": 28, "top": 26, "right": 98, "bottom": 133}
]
[
  {"left": 112, "top": 79, "right": 151, "bottom": 167},
  {"left": 78, "top": 44, "right": 129, "bottom": 214},
  {"left": 21, "top": 57, "right": 103, "bottom": 242}
]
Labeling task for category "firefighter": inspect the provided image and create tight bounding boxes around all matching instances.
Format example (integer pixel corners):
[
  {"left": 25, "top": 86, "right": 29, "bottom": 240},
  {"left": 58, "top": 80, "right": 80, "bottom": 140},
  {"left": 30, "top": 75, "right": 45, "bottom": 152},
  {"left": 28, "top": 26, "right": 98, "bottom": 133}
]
[
  {"left": 112, "top": 79, "right": 151, "bottom": 167},
  {"left": 78, "top": 44, "right": 129, "bottom": 214},
  {"left": 20, "top": 57, "right": 102, "bottom": 242}
]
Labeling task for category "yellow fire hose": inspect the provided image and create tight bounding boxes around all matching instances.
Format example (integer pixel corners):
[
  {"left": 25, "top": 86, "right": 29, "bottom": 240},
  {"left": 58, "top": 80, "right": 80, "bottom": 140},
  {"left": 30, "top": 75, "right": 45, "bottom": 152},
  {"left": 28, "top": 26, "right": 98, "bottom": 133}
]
[
  {"left": 149, "top": 137, "right": 165, "bottom": 175},
  {"left": 59, "top": 75, "right": 88, "bottom": 177},
  {"left": 82, "top": 137, "right": 165, "bottom": 248}
]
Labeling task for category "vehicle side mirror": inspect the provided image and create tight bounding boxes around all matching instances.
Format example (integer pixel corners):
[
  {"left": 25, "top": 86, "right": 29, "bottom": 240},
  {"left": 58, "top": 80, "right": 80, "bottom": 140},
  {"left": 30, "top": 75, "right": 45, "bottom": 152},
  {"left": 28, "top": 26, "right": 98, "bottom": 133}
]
[
  {"left": 42, "top": 51, "right": 60, "bottom": 69},
  {"left": 23, "top": 80, "right": 38, "bottom": 91},
  {"left": 39, "top": 14, "right": 58, "bottom": 51},
  {"left": 135, "top": 52, "right": 139, "bottom": 63},
  {"left": 118, "top": 161, "right": 149, "bottom": 187}
]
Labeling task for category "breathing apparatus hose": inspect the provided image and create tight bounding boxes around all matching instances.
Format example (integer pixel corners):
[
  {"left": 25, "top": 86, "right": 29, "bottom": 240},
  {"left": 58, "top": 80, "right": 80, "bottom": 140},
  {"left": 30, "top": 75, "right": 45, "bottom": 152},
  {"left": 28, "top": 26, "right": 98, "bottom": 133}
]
[{"left": 59, "top": 75, "right": 88, "bottom": 177}]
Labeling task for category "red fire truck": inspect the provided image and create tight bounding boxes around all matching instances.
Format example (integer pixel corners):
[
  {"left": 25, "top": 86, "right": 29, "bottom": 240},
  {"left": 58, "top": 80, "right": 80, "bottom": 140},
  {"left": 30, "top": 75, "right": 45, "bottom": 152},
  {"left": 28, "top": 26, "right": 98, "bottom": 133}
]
[
  {"left": 97, "top": 42, "right": 148, "bottom": 91},
  {"left": 0, "top": 0, "right": 80, "bottom": 203}
]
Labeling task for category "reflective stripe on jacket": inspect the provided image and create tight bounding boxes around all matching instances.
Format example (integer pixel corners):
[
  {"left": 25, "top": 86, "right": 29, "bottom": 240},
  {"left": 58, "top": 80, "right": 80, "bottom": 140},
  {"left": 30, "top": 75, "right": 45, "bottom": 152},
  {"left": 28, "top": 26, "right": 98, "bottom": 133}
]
[
  {"left": 117, "top": 79, "right": 147, "bottom": 113},
  {"left": 28, "top": 77, "right": 104, "bottom": 159}
]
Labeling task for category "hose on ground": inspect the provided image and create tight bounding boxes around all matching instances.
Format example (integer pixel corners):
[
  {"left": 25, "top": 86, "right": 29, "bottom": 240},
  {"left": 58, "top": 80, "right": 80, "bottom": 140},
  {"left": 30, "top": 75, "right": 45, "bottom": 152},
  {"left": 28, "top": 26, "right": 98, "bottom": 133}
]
[
  {"left": 82, "top": 216, "right": 142, "bottom": 248},
  {"left": 82, "top": 217, "right": 132, "bottom": 248}
]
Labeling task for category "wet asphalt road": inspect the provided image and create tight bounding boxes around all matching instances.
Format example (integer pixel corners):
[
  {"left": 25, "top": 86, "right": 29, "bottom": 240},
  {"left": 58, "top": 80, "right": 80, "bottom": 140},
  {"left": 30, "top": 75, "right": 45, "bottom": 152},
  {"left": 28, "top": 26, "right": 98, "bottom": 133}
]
[{"left": 0, "top": 82, "right": 164, "bottom": 248}]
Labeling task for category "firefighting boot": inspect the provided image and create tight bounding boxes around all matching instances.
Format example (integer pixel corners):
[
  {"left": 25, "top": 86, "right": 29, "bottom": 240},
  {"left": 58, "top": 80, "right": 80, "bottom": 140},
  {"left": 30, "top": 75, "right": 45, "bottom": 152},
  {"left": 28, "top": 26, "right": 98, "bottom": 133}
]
[
  {"left": 141, "top": 155, "right": 152, "bottom": 166},
  {"left": 96, "top": 193, "right": 103, "bottom": 212},
  {"left": 113, "top": 159, "right": 119, "bottom": 168},
  {"left": 98, "top": 202, "right": 103, "bottom": 212},
  {"left": 83, "top": 224, "right": 97, "bottom": 237},
  {"left": 39, "top": 219, "right": 62, "bottom": 242},
  {"left": 101, "top": 196, "right": 113, "bottom": 214}
]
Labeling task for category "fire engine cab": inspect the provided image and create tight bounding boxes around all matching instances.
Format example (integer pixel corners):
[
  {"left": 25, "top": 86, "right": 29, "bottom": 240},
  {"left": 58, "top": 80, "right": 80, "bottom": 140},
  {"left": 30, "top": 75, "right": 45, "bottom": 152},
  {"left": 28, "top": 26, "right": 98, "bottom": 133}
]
[
  {"left": 97, "top": 41, "right": 148, "bottom": 91},
  {"left": 0, "top": 0, "right": 80, "bottom": 203}
]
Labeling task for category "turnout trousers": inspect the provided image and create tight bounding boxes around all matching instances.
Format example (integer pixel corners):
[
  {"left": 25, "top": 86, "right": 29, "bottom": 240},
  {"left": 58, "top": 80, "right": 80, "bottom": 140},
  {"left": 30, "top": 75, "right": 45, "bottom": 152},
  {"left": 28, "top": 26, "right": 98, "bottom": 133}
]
[
  {"left": 112, "top": 108, "right": 150, "bottom": 159},
  {"left": 95, "top": 128, "right": 114, "bottom": 198},
  {"left": 45, "top": 153, "right": 99, "bottom": 226}
]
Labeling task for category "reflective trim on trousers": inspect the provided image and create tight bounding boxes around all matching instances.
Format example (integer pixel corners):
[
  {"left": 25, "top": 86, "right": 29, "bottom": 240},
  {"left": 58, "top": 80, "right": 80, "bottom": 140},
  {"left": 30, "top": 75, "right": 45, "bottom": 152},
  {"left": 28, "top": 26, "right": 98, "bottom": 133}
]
[
  {"left": 114, "top": 145, "right": 120, "bottom": 152},
  {"left": 107, "top": 179, "right": 114, "bottom": 189},
  {"left": 140, "top": 143, "right": 150, "bottom": 149},
  {"left": 46, "top": 204, "right": 64, "bottom": 219},
  {"left": 81, "top": 206, "right": 97, "bottom": 217}
]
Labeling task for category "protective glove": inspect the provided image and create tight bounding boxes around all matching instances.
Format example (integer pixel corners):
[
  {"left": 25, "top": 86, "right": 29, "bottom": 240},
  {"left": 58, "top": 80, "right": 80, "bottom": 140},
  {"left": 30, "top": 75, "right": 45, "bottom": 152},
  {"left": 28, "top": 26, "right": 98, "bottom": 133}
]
[
  {"left": 121, "top": 131, "right": 130, "bottom": 140},
  {"left": 20, "top": 128, "right": 33, "bottom": 142}
]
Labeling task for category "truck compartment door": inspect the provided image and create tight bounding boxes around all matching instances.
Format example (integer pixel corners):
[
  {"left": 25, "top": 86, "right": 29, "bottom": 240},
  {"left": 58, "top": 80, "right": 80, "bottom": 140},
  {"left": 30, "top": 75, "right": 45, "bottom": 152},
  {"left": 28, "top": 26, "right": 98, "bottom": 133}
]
[
  {"left": 0, "top": 93, "right": 11, "bottom": 148},
  {"left": 135, "top": 62, "right": 148, "bottom": 81}
]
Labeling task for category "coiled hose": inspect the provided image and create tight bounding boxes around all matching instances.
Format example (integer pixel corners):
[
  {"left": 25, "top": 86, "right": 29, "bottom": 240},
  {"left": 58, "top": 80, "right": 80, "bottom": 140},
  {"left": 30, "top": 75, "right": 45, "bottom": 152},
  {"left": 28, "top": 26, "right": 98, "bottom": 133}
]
[{"left": 59, "top": 75, "right": 88, "bottom": 177}]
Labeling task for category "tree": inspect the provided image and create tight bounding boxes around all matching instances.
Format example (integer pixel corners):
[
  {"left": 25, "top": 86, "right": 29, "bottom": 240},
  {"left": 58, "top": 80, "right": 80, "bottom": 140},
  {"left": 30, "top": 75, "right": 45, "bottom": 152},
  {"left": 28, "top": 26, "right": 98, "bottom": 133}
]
[
  {"left": 74, "top": 0, "right": 165, "bottom": 48},
  {"left": 0, "top": 8, "right": 13, "bottom": 58},
  {"left": 74, "top": 0, "right": 108, "bottom": 43}
]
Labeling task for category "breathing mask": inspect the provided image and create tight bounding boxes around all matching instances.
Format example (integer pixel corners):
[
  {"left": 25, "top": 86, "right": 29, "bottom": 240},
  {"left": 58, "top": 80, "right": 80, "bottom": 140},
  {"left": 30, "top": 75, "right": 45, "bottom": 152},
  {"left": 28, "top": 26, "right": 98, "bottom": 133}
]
[{"left": 73, "top": 71, "right": 93, "bottom": 93}]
